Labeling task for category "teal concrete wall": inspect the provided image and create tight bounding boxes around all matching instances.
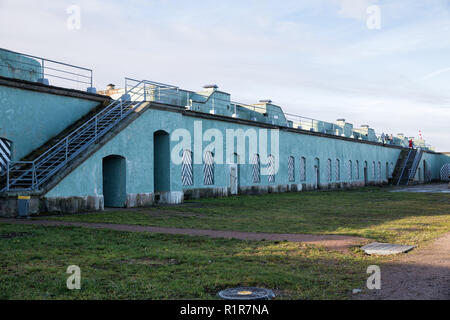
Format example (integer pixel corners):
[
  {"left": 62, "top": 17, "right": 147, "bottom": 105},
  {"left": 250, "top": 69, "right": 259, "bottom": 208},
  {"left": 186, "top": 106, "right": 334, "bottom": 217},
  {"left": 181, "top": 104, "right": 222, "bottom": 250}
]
[
  {"left": 0, "top": 85, "right": 98, "bottom": 160},
  {"left": 44, "top": 106, "right": 446, "bottom": 200},
  {"left": 410, "top": 152, "right": 450, "bottom": 182},
  {"left": 45, "top": 108, "right": 176, "bottom": 198}
]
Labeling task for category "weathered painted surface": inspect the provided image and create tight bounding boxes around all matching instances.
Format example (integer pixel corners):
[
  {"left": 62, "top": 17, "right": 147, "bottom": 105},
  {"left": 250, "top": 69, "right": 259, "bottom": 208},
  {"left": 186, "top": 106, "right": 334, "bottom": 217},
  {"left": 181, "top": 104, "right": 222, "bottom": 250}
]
[
  {"left": 0, "top": 85, "right": 99, "bottom": 160},
  {"left": 0, "top": 50, "right": 41, "bottom": 82}
]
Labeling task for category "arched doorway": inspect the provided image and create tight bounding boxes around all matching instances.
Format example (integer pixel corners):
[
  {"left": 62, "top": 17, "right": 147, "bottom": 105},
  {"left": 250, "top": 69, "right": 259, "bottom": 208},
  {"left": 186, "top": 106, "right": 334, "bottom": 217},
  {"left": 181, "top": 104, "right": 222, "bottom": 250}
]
[
  {"left": 363, "top": 161, "right": 368, "bottom": 186},
  {"left": 423, "top": 160, "right": 427, "bottom": 182},
  {"left": 229, "top": 153, "right": 239, "bottom": 195},
  {"left": 102, "top": 155, "right": 126, "bottom": 207},
  {"left": 154, "top": 130, "right": 170, "bottom": 193},
  {"left": 314, "top": 158, "right": 320, "bottom": 189},
  {"left": 386, "top": 162, "right": 389, "bottom": 181}
]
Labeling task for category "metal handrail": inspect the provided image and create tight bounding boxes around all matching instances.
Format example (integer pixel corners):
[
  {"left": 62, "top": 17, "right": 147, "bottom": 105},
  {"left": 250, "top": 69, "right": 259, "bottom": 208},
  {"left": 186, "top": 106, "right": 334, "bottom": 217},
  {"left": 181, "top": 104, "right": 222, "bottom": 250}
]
[
  {"left": 31, "top": 83, "right": 148, "bottom": 168},
  {"left": 0, "top": 48, "right": 93, "bottom": 90},
  {"left": 397, "top": 149, "right": 413, "bottom": 186},
  {"left": 408, "top": 148, "right": 423, "bottom": 180},
  {"left": 3, "top": 79, "right": 150, "bottom": 191}
]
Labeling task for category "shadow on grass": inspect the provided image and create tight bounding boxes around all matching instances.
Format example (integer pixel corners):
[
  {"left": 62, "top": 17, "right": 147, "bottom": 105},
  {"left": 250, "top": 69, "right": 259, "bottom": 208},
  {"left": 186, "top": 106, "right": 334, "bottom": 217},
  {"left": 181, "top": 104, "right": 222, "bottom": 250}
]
[{"left": 35, "top": 187, "right": 450, "bottom": 243}]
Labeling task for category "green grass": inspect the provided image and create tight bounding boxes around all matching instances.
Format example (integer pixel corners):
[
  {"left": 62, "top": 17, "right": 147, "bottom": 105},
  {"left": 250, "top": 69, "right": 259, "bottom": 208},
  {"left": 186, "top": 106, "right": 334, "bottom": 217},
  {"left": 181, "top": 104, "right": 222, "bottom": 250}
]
[
  {"left": 40, "top": 187, "right": 450, "bottom": 245},
  {"left": 2, "top": 187, "right": 449, "bottom": 299},
  {"left": 0, "top": 223, "right": 379, "bottom": 300}
]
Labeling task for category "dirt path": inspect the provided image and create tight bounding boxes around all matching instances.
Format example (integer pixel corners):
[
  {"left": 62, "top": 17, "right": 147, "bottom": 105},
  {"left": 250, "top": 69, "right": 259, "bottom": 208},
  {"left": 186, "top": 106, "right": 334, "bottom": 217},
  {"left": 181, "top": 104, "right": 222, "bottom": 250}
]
[
  {"left": 0, "top": 218, "right": 366, "bottom": 251},
  {"left": 356, "top": 232, "right": 450, "bottom": 300}
]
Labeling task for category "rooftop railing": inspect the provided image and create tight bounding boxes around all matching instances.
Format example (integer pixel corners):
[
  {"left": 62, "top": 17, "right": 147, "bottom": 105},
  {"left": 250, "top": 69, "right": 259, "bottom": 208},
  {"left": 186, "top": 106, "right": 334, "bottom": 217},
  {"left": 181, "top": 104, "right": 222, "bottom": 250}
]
[
  {"left": 0, "top": 48, "right": 94, "bottom": 92},
  {"left": 106, "top": 79, "right": 436, "bottom": 151}
]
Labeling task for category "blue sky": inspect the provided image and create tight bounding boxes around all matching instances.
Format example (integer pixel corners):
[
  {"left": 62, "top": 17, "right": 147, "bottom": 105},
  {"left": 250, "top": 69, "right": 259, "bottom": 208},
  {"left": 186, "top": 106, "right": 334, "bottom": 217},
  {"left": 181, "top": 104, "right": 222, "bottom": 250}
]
[{"left": 1, "top": 0, "right": 449, "bottom": 150}]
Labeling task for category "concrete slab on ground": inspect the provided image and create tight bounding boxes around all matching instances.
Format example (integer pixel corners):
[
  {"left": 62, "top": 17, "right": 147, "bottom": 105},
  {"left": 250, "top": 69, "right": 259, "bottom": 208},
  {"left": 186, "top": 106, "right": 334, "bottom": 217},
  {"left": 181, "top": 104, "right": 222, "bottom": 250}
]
[{"left": 361, "top": 242, "right": 416, "bottom": 255}]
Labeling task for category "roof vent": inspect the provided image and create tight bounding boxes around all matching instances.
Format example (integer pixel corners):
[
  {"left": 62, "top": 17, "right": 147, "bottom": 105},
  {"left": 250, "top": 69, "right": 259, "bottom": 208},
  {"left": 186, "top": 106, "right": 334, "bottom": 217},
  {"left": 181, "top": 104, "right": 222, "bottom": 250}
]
[
  {"left": 203, "top": 84, "right": 218, "bottom": 89},
  {"left": 259, "top": 99, "right": 272, "bottom": 104},
  {"left": 336, "top": 118, "right": 346, "bottom": 122},
  {"left": 361, "top": 124, "right": 370, "bottom": 128},
  {"left": 106, "top": 83, "right": 115, "bottom": 90}
]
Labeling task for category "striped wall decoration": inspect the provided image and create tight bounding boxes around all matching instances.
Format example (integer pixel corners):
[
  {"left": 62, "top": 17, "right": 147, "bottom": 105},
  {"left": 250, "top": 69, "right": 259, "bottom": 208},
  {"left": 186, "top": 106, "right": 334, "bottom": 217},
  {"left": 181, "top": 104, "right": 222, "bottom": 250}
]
[
  {"left": 327, "top": 159, "right": 332, "bottom": 181},
  {"left": 288, "top": 156, "right": 295, "bottom": 182},
  {"left": 252, "top": 154, "right": 260, "bottom": 183},
  {"left": 377, "top": 161, "right": 381, "bottom": 180},
  {"left": 203, "top": 151, "right": 214, "bottom": 185},
  {"left": 181, "top": 149, "right": 193, "bottom": 186},
  {"left": 348, "top": 160, "right": 353, "bottom": 180},
  {"left": 268, "top": 155, "right": 275, "bottom": 183},
  {"left": 372, "top": 161, "right": 376, "bottom": 179},
  {"left": 440, "top": 164, "right": 450, "bottom": 181},
  {"left": 0, "top": 138, "right": 12, "bottom": 176},
  {"left": 300, "top": 157, "right": 306, "bottom": 181},
  {"left": 335, "top": 159, "right": 340, "bottom": 181}
]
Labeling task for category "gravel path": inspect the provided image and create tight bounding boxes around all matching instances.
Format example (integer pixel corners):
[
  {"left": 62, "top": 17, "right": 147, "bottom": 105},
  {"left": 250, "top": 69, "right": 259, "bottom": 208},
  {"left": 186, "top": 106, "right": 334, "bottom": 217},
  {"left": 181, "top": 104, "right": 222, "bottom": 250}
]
[
  {"left": 356, "top": 232, "right": 450, "bottom": 300},
  {"left": 0, "top": 218, "right": 366, "bottom": 251}
]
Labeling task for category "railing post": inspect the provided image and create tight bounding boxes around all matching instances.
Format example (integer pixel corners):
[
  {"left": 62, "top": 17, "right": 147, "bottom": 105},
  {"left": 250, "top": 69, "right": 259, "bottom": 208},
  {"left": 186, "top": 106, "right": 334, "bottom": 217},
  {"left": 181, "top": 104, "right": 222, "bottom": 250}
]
[
  {"left": 144, "top": 83, "right": 147, "bottom": 101},
  {"left": 32, "top": 163, "right": 36, "bottom": 190},
  {"left": 120, "top": 100, "right": 123, "bottom": 117},
  {"left": 158, "top": 87, "right": 161, "bottom": 101},
  {"left": 41, "top": 59, "right": 45, "bottom": 79},
  {"left": 95, "top": 117, "right": 98, "bottom": 140},
  {"left": 6, "top": 161, "right": 9, "bottom": 191}
]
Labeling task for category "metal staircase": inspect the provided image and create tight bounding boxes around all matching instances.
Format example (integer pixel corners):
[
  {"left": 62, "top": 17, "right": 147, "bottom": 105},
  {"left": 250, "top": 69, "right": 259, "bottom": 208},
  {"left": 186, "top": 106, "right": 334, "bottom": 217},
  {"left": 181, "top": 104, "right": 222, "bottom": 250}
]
[
  {"left": 408, "top": 148, "right": 423, "bottom": 184},
  {"left": 1, "top": 79, "right": 175, "bottom": 192},
  {"left": 395, "top": 148, "right": 423, "bottom": 186}
]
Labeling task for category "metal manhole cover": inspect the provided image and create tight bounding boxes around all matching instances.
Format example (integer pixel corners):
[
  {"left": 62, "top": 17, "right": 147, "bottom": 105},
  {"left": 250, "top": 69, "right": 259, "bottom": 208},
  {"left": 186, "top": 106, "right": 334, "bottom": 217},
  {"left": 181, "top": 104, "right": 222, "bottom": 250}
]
[{"left": 218, "top": 287, "right": 275, "bottom": 300}]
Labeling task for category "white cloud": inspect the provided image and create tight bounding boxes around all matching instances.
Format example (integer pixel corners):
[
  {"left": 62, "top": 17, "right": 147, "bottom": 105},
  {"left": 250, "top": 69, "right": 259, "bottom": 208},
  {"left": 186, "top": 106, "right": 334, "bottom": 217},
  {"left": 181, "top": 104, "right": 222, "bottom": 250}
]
[{"left": 420, "top": 67, "right": 450, "bottom": 81}]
